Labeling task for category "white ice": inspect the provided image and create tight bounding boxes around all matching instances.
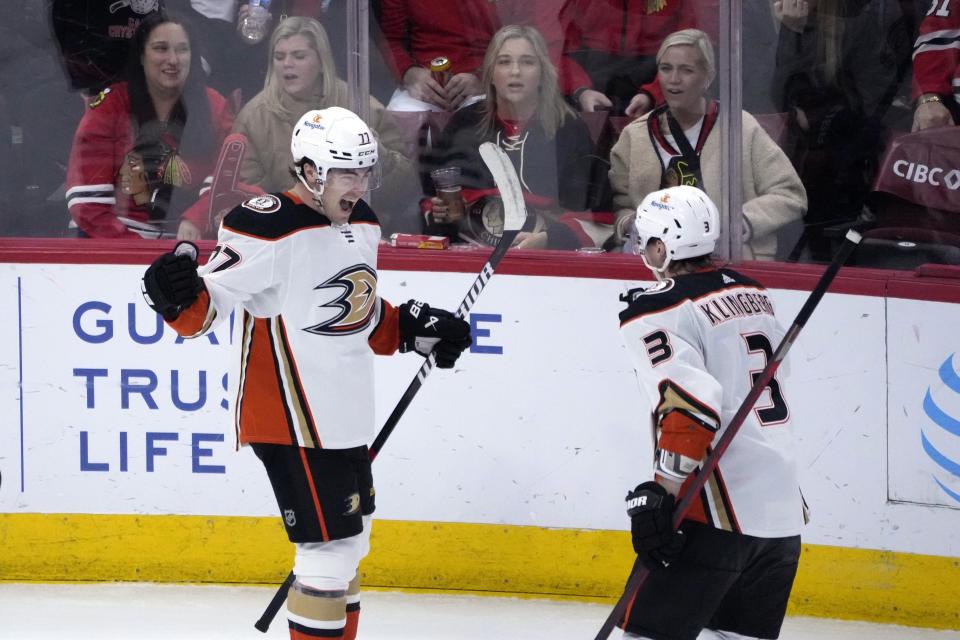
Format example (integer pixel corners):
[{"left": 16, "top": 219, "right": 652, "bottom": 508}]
[{"left": 0, "top": 583, "right": 958, "bottom": 639}]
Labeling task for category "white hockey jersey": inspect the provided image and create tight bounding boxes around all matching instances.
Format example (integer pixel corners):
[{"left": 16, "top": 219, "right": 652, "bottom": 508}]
[
  {"left": 620, "top": 268, "right": 804, "bottom": 538},
  {"left": 170, "top": 191, "right": 400, "bottom": 450}
]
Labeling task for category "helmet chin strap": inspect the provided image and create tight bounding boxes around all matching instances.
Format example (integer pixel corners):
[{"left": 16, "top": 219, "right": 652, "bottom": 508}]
[
  {"left": 296, "top": 167, "right": 326, "bottom": 207},
  {"left": 640, "top": 248, "right": 671, "bottom": 282}
]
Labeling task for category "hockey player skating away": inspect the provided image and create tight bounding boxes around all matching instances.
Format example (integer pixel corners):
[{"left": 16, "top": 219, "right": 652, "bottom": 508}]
[
  {"left": 140, "top": 106, "right": 472, "bottom": 640},
  {"left": 618, "top": 185, "right": 804, "bottom": 640}
]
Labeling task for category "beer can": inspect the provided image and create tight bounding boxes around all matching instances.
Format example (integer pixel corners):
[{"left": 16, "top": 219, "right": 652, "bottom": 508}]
[{"left": 429, "top": 56, "right": 451, "bottom": 87}]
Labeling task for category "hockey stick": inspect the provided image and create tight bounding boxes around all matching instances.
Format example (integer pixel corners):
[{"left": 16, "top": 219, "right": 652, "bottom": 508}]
[
  {"left": 593, "top": 229, "right": 863, "bottom": 640},
  {"left": 369, "top": 142, "right": 527, "bottom": 460},
  {"left": 254, "top": 142, "right": 527, "bottom": 632}
]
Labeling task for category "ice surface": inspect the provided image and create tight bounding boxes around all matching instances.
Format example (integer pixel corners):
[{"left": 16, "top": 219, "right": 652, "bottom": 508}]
[{"left": 0, "top": 583, "right": 957, "bottom": 639}]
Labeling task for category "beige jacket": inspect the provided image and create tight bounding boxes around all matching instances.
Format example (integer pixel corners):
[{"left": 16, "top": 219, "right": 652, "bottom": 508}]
[
  {"left": 233, "top": 80, "right": 417, "bottom": 229},
  {"left": 609, "top": 109, "right": 807, "bottom": 260}
]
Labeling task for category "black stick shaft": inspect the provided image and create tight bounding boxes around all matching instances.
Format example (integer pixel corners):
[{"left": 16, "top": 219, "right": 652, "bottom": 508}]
[
  {"left": 255, "top": 232, "right": 518, "bottom": 633},
  {"left": 593, "top": 230, "right": 861, "bottom": 640},
  {"left": 254, "top": 571, "right": 295, "bottom": 633},
  {"left": 370, "top": 233, "right": 513, "bottom": 460}
]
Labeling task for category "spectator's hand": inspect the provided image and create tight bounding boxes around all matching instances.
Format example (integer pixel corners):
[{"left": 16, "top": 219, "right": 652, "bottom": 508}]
[
  {"left": 446, "top": 73, "right": 482, "bottom": 110},
  {"left": 578, "top": 89, "right": 613, "bottom": 113},
  {"left": 625, "top": 93, "right": 653, "bottom": 118},
  {"left": 428, "top": 196, "right": 463, "bottom": 224},
  {"left": 913, "top": 98, "right": 954, "bottom": 132},
  {"left": 512, "top": 231, "right": 548, "bottom": 249},
  {"left": 236, "top": 2, "right": 251, "bottom": 32},
  {"left": 403, "top": 66, "right": 449, "bottom": 110},
  {"left": 177, "top": 219, "right": 202, "bottom": 242},
  {"left": 774, "top": 0, "right": 810, "bottom": 33}
]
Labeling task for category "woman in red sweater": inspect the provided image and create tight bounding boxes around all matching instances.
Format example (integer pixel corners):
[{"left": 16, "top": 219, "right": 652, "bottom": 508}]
[{"left": 65, "top": 11, "right": 233, "bottom": 239}]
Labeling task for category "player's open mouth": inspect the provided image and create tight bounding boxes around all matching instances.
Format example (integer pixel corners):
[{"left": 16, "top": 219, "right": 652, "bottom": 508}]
[{"left": 339, "top": 198, "right": 356, "bottom": 213}]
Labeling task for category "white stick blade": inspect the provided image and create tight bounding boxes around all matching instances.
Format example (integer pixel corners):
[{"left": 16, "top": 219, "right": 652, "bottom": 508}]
[{"left": 479, "top": 142, "right": 527, "bottom": 232}]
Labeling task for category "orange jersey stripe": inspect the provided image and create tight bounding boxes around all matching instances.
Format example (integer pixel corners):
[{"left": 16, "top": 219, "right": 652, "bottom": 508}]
[
  {"left": 678, "top": 463, "right": 740, "bottom": 532},
  {"left": 368, "top": 300, "right": 399, "bottom": 355},
  {"left": 237, "top": 316, "right": 297, "bottom": 446},
  {"left": 275, "top": 316, "right": 322, "bottom": 447},
  {"left": 658, "top": 412, "right": 713, "bottom": 462},
  {"left": 168, "top": 289, "right": 213, "bottom": 337}
]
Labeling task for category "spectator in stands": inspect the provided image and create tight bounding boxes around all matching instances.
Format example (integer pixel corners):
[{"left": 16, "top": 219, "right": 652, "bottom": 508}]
[
  {"left": 0, "top": 0, "right": 83, "bottom": 237},
  {"left": 551, "top": 1, "right": 807, "bottom": 117},
  {"left": 559, "top": 0, "right": 717, "bottom": 116},
  {"left": 773, "top": 0, "right": 896, "bottom": 261},
  {"left": 213, "top": 0, "right": 394, "bottom": 107},
  {"left": 162, "top": 1, "right": 255, "bottom": 101},
  {"left": 236, "top": 0, "right": 396, "bottom": 104},
  {"left": 177, "top": 16, "right": 416, "bottom": 238},
  {"left": 911, "top": 1, "right": 960, "bottom": 131},
  {"left": 65, "top": 12, "right": 233, "bottom": 238},
  {"left": 609, "top": 29, "right": 806, "bottom": 261},
  {"left": 377, "top": 0, "right": 497, "bottom": 112},
  {"left": 52, "top": 0, "right": 163, "bottom": 96},
  {"left": 421, "top": 24, "right": 610, "bottom": 250}
]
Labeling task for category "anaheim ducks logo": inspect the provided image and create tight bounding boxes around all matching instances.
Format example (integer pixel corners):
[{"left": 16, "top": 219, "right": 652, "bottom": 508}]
[
  {"left": 304, "top": 265, "right": 377, "bottom": 335},
  {"left": 343, "top": 492, "right": 361, "bottom": 516}
]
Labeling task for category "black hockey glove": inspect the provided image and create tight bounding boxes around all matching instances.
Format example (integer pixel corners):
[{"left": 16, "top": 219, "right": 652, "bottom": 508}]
[
  {"left": 141, "top": 241, "right": 204, "bottom": 321},
  {"left": 626, "top": 481, "right": 685, "bottom": 567},
  {"left": 398, "top": 300, "right": 472, "bottom": 369}
]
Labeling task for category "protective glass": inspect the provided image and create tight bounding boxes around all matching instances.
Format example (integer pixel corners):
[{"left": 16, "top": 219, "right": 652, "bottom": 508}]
[{"left": 326, "top": 166, "right": 382, "bottom": 192}]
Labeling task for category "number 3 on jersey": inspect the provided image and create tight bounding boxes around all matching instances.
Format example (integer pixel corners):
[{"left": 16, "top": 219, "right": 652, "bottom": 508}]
[
  {"left": 743, "top": 332, "right": 789, "bottom": 426},
  {"left": 642, "top": 330, "right": 673, "bottom": 366}
]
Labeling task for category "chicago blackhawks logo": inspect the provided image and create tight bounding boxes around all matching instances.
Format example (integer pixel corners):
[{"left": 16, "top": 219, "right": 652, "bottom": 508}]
[
  {"left": 304, "top": 265, "right": 377, "bottom": 335},
  {"left": 109, "top": 0, "right": 160, "bottom": 15}
]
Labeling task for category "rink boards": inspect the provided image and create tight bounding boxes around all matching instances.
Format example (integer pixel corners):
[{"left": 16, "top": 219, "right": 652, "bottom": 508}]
[{"left": 0, "top": 253, "right": 959, "bottom": 630}]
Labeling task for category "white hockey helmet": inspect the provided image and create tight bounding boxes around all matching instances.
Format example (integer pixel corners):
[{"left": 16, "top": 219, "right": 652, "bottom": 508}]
[
  {"left": 633, "top": 185, "right": 720, "bottom": 277},
  {"left": 290, "top": 106, "right": 380, "bottom": 197}
]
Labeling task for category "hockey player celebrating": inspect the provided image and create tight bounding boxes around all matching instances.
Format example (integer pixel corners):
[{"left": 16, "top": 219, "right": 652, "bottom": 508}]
[
  {"left": 617, "top": 185, "right": 804, "bottom": 640},
  {"left": 140, "top": 106, "right": 471, "bottom": 640}
]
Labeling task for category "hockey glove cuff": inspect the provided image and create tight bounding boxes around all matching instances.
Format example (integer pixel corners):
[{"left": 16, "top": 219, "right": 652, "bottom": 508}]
[
  {"left": 142, "top": 241, "right": 204, "bottom": 321},
  {"left": 626, "top": 481, "right": 685, "bottom": 567},
  {"left": 398, "top": 300, "right": 472, "bottom": 368}
]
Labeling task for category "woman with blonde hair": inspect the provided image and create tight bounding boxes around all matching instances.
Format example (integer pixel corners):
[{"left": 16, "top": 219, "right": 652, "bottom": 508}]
[
  {"left": 610, "top": 28, "right": 807, "bottom": 260},
  {"left": 421, "top": 24, "right": 610, "bottom": 250},
  {"left": 177, "top": 15, "right": 416, "bottom": 238}
]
